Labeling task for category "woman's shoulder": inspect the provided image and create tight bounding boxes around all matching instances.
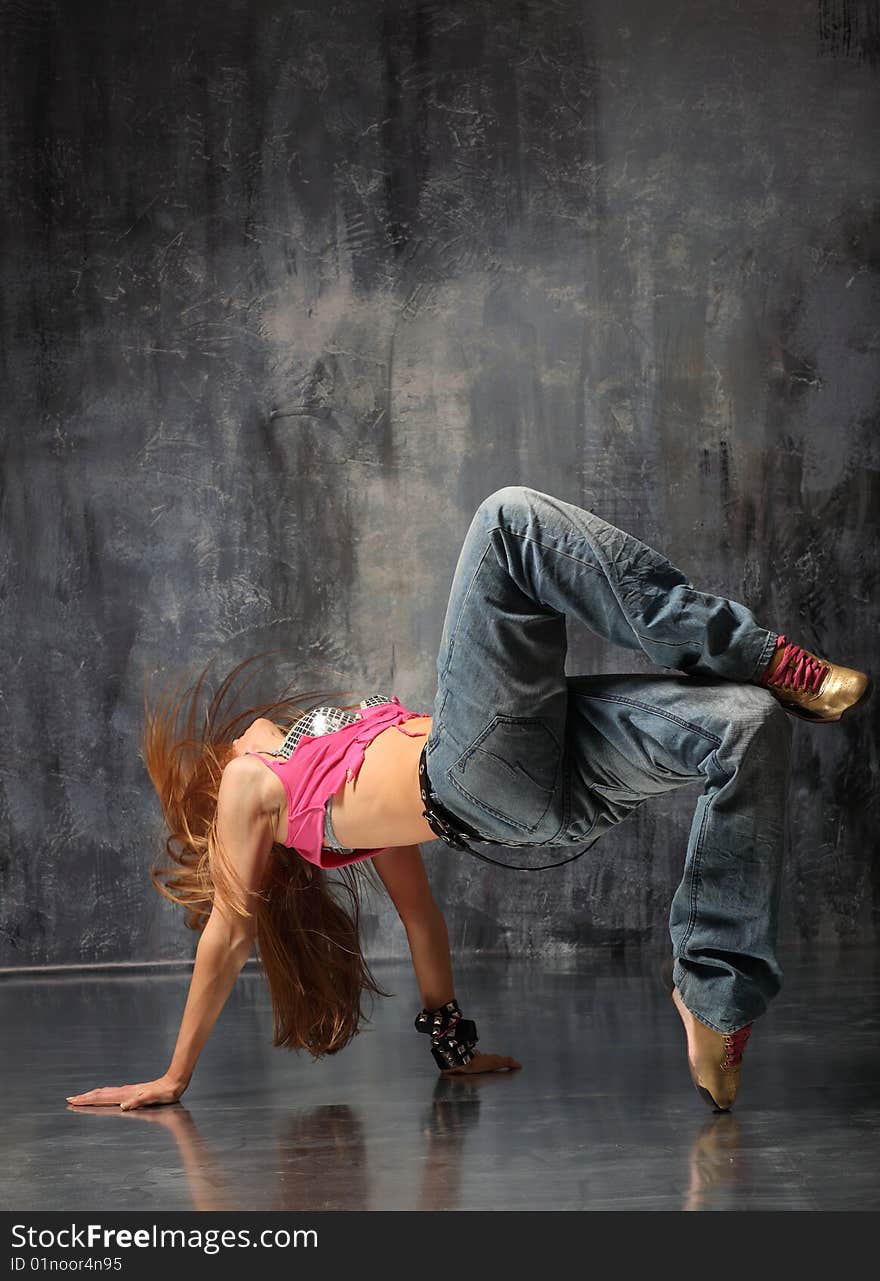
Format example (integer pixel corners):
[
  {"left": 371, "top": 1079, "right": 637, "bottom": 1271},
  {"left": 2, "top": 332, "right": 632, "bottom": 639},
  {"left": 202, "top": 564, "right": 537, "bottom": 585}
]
[{"left": 223, "top": 753, "right": 288, "bottom": 817}]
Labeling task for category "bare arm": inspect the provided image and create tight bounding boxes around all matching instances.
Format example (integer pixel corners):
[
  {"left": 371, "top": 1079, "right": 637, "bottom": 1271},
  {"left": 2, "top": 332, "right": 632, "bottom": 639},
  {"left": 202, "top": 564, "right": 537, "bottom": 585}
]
[
  {"left": 160, "top": 909, "right": 255, "bottom": 1096},
  {"left": 66, "top": 758, "right": 276, "bottom": 1110},
  {"left": 371, "top": 844, "right": 521, "bottom": 1075},
  {"left": 371, "top": 843, "right": 454, "bottom": 1010}
]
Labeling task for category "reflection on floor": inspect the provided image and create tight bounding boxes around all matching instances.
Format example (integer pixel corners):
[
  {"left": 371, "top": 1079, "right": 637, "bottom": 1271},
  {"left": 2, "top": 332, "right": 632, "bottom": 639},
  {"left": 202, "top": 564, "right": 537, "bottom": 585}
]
[{"left": 2, "top": 949, "right": 878, "bottom": 1211}]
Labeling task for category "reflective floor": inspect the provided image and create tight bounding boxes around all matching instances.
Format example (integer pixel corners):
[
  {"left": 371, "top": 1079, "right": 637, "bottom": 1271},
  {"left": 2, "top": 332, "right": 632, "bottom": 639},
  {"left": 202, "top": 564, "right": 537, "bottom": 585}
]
[{"left": 2, "top": 949, "right": 879, "bottom": 1211}]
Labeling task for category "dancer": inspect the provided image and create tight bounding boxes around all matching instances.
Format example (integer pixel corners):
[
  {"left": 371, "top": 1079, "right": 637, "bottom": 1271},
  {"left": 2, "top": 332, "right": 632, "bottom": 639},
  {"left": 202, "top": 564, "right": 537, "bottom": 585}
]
[{"left": 66, "top": 487, "right": 871, "bottom": 1114}]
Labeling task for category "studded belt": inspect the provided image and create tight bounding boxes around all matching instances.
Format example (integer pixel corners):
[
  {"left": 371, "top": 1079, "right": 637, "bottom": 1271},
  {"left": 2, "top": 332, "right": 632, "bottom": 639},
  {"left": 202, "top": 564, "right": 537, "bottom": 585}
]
[{"left": 417, "top": 744, "right": 494, "bottom": 851}]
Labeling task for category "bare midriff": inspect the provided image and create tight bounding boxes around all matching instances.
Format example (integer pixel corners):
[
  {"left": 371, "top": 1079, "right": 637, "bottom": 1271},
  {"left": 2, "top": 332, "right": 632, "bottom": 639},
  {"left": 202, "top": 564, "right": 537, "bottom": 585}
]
[{"left": 328, "top": 714, "right": 437, "bottom": 850}]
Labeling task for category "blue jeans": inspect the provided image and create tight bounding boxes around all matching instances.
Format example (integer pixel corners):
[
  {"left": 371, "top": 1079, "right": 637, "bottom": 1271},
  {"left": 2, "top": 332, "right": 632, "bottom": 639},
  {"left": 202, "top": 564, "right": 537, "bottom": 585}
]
[{"left": 424, "top": 486, "right": 791, "bottom": 1034}]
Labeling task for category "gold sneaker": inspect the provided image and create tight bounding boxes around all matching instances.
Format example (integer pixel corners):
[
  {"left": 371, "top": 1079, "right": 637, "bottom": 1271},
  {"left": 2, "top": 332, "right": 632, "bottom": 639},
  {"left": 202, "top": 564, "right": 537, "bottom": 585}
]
[
  {"left": 757, "top": 634, "right": 873, "bottom": 723},
  {"left": 672, "top": 987, "right": 752, "bottom": 1112}
]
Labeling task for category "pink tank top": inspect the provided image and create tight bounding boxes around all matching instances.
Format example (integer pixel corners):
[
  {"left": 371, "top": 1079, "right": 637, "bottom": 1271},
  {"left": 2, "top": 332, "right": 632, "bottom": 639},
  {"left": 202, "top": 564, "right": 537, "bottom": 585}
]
[{"left": 246, "top": 696, "right": 429, "bottom": 869}]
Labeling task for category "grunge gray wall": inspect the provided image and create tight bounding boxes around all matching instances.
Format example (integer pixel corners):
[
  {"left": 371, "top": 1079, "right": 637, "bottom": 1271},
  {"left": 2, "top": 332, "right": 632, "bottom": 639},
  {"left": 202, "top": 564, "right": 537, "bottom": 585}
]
[{"left": 2, "top": 0, "right": 878, "bottom": 968}]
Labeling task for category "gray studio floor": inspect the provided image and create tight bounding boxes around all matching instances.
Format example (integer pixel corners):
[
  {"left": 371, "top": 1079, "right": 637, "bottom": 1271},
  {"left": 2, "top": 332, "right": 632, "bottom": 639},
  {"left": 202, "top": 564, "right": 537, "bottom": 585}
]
[{"left": 2, "top": 949, "right": 878, "bottom": 1212}]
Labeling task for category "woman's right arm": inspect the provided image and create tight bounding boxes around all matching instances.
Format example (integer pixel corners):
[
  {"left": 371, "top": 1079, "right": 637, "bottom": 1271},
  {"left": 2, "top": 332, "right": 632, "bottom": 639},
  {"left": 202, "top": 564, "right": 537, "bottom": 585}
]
[{"left": 65, "top": 758, "right": 277, "bottom": 1111}]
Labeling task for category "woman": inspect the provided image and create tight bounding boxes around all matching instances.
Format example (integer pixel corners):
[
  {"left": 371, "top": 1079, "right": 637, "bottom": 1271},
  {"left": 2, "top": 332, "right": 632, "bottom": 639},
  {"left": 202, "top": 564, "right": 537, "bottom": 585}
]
[{"left": 66, "top": 486, "right": 872, "bottom": 1114}]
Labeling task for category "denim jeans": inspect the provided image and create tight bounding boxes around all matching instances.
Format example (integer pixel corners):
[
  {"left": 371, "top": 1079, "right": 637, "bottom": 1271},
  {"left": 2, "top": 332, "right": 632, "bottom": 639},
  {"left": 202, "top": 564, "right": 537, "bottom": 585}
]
[{"left": 423, "top": 486, "right": 791, "bottom": 1034}]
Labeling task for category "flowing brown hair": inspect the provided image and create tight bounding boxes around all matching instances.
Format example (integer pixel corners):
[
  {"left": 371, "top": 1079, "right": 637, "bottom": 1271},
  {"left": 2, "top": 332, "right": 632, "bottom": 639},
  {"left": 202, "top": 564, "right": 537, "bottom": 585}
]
[{"left": 140, "top": 651, "right": 390, "bottom": 1059}]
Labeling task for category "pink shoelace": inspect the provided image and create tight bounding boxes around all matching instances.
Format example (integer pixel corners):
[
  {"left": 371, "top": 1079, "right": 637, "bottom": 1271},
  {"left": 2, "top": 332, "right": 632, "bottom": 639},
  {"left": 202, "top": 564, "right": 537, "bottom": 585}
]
[
  {"left": 721, "top": 1024, "right": 752, "bottom": 1070},
  {"left": 762, "top": 634, "right": 828, "bottom": 694}
]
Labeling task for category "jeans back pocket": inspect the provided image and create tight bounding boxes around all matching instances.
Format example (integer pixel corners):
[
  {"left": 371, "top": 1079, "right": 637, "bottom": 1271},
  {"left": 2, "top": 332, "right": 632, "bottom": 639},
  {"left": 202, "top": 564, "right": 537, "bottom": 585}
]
[{"left": 447, "top": 715, "right": 560, "bottom": 834}]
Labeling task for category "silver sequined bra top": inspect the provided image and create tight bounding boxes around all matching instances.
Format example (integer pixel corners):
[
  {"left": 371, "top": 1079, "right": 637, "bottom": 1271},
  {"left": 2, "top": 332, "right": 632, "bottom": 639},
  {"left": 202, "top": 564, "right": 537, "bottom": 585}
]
[{"left": 266, "top": 694, "right": 396, "bottom": 760}]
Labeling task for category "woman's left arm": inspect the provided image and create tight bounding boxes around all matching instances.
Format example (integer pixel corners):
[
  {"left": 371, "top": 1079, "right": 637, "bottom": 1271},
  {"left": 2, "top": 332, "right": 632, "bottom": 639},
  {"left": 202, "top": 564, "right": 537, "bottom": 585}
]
[{"left": 371, "top": 844, "right": 521, "bottom": 1074}]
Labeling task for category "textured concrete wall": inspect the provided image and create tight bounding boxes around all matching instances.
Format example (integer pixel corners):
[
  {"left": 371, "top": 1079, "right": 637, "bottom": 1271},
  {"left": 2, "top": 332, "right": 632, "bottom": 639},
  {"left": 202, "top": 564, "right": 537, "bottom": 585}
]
[{"left": 1, "top": 0, "right": 878, "bottom": 968}]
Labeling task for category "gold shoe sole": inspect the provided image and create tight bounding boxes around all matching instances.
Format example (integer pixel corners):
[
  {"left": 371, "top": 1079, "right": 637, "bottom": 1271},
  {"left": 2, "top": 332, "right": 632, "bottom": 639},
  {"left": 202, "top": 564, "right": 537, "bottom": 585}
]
[{"left": 695, "top": 1084, "right": 730, "bottom": 1112}]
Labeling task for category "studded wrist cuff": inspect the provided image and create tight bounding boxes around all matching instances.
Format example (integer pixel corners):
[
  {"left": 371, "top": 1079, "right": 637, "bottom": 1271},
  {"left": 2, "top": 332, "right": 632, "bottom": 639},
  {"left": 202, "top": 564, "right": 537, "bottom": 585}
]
[{"left": 414, "top": 998, "right": 479, "bottom": 1070}]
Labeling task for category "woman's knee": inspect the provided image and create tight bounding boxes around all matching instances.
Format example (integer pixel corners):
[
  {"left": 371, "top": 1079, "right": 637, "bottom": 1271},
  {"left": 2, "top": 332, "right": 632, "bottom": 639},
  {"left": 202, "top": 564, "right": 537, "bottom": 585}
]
[
  {"left": 728, "top": 686, "right": 793, "bottom": 756},
  {"left": 750, "top": 685, "right": 793, "bottom": 730},
  {"left": 477, "top": 485, "right": 542, "bottom": 528}
]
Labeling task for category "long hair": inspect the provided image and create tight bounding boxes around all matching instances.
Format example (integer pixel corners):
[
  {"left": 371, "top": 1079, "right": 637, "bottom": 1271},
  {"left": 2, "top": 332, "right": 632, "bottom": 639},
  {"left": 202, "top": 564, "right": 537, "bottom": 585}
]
[{"left": 140, "top": 650, "right": 390, "bottom": 1058}]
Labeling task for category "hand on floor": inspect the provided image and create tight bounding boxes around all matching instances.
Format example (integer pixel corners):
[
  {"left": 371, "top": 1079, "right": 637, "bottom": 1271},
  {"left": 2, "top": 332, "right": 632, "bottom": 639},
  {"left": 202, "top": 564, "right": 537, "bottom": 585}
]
[
  {"left": 441, "top": 1051, "right": 521, "bottom": 1075},
  {"left": 65, "top": 1074, "right": 186, "bottom": 1111}
]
